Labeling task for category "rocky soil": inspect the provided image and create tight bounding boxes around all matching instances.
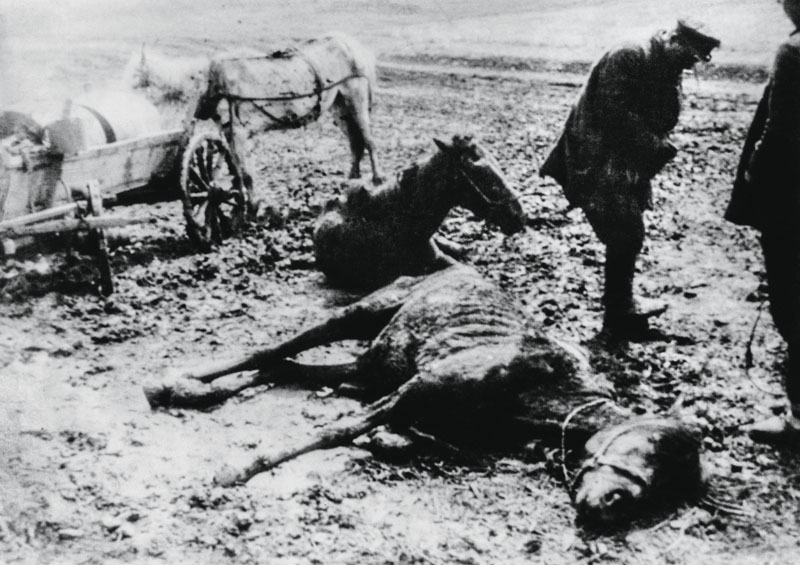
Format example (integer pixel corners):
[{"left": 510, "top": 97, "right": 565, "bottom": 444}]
[{"left": 2, "top": 3, "right": 799, "bottom": 563}]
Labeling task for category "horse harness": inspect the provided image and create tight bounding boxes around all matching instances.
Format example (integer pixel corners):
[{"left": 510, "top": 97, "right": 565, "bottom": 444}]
[
  {"left": 223, "top": 48, "right": 365, "bottom": 130},
  {"left": 567, "top": 418, "right": 654, "bottom": 499},
  {"left": 450, "top": 159, "right": 510, "bottom": 214}
]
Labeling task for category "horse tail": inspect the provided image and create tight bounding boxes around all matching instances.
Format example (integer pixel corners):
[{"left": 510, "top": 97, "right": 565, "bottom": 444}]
[{"left": 360, "top": 44, "right": 378, "bottom": 112}]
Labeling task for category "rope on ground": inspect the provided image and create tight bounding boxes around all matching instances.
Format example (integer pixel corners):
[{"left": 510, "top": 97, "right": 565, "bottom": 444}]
[
  {"left": 698, "top": 492, "right": 754, "bottom": 518},
  {"left": 744, "top": 299, "right": 783, "bottom": 397},
  {"left": 559, "top": 397, "right": 613, "bottom": 487}
]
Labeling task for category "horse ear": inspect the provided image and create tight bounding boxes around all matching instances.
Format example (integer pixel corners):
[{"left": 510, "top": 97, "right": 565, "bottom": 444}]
[
  {"left": 433, "top": 138, "right": 451, "bottom": 153},
  {"left": 666, "top": 394, "right": 685, "bottom": 419}
]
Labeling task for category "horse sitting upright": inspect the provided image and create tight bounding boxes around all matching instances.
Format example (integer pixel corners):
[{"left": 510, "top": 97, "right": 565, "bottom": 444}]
[
  {"left": 313, "top": 135, "right": 527, "bottom": 289},
  {"left": 193, "top": 32, "right": 384, "bottom": 192}
]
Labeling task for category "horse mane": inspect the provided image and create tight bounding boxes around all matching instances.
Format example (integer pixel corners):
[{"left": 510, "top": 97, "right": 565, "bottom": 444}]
[
  {"left": 122, "top": 47, "right": 210, "bottom": 104},
  {"left": 373, "top": 161, "right": 421, "bottom": 212},
  {"left": 329, "top": 161, "right": 420, "bottom": 220}
]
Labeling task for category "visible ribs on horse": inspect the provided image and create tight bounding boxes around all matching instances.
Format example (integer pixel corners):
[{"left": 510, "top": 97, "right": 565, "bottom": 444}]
[
  {"left": 145, "top": 265, "right": 703, "bottom": 524},
  {"left": 313, "top": 135, "right": 527, "bottom": 289}
]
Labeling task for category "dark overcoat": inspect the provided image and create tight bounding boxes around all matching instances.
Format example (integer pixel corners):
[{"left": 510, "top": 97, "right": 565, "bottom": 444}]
[
  {"left": 726, "top": 36, "right": 800, "bottom": 231},
  {"left": 541, "top": 37, "right": 683, "bottom": 211}
]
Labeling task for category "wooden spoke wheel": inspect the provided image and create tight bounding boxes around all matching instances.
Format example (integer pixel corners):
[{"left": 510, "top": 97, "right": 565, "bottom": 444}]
[{"left": 179, "top": 131, "right": 247, "bottom": 249}]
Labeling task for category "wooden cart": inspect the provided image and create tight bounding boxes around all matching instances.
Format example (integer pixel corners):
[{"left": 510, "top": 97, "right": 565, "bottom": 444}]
[{"left": 0, "top": 118, "right": 249, "bottom": 295}]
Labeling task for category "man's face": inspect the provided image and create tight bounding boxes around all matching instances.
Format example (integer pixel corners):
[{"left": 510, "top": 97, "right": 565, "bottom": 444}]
[{"left": 783, "top": 0, "right": 800, "bottom": 27}]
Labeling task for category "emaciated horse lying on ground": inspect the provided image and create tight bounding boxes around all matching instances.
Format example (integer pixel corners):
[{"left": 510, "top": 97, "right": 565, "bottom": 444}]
[
  {"left": 313, "top": 135, "right": 526, "bottom": 289},
  {"left": 144, "top": 265, "right": 703, "bottom": 526},
  {"left": 192, "top": 32, "right": 384, "bottom": 192}
]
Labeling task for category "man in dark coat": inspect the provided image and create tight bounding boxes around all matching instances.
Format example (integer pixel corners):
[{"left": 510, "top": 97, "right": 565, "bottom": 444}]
[
  {"left": 541, "top": 21, "right": 720, "bottom": 340},
  {"left": 727, "top": 0, "right": 800, "bottom": 444}
]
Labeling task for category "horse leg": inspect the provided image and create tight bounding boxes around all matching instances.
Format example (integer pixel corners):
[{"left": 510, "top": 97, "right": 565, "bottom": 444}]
[
  {"left": 173, "top": 303, "right": 398, "bottom": 384},
  {"left": 221, "top": 119, "right": 255, "bottom": 212},
  {"left": 332, "top": 92, "right": 365, "bottom": 180},
  {"left": 144, "top": 360, "right": 364, "bottom": 410},
  {"left": 214, "top": 380, "right": 412, "bottom": 486},
  {"left": 422, "top": 239, "right": 458, "bottom": 272},
  {"left": 337, "top": 82, "right": 383, "bottom": 185},
  {"left": 354, "top": 97, "right": 383, "bottom": 185},
  {"left": 345, "top": 119, "right": 366, "bottom": 181},
  {"left": 433, "top": 236, "right": 468, "bottom": 261},
  {"left": 153, "top": 273, "right": 426, "bottom": 388}
]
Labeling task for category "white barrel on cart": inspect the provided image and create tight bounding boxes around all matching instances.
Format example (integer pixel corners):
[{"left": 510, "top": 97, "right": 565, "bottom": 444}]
[
  {"left": 0, "top": 89, "right": 164, "bottom": 220},
  {"left": 48, "top": 90, "right": 163, "bottom": 154},
  {"left": 0, "top": 89, "right": 162, "bottom": 155}
]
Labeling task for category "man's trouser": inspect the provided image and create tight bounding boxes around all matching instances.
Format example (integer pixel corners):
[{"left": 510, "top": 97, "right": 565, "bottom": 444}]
[
  {"left": 580, "top": 181, "right": 646, "bottom": 329},
  {"left": 761, "top": 226, "right": 800, "bottom": 416}
]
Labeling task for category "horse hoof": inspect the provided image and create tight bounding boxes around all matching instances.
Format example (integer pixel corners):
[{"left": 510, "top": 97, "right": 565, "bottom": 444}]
[
  {"left": 143, "top": 383, "right": 173, "bottom": 410},
  {"left": 213, "top": 464, "right": 245, "bottom": 487}
]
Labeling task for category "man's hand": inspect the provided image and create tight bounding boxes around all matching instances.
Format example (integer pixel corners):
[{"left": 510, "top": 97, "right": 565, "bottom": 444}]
[
  {"left": 659, "top": 141, "right": 678, "bottom": 162},
  {"left": 646, "top": 141, "right": 678, "bottom": 177}
]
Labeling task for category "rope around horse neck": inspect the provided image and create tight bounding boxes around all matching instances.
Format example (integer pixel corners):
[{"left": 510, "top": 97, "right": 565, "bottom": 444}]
[
  {"left": 559, "top": 397, "right": 614, "bottom": 488},
  {"left": 744, "top": 298, "right": 783, "bottom": 397},
  {"left": 567, "top": 417, "right": 653, "bottom": 498}
]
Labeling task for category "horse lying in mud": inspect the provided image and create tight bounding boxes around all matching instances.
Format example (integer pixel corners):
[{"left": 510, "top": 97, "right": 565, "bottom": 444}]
[
  {"left": 192, "top": 32, "right": 384, "bottom": 192},
  {"left": 313, "top": 134, "right": 526, "bottom": 289},
  {"left": 145, "top": 265, "right": 703, "bottom": 526}
]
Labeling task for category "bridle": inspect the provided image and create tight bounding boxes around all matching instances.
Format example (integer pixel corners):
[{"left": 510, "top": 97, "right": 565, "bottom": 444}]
[
  {"left": 449, "top": 155, "right": 509, "bottom": 215},
  {"left": 566, "top": 416, "right": 652, "bottom": 500}
]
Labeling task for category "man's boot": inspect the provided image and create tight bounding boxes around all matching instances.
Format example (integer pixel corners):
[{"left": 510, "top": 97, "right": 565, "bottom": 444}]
[
  {"left": 601, "top": 248, "right": 666, "bottom": 341},
  {"left": 747, "top": 342, "right": 800, "bottom": 446}
]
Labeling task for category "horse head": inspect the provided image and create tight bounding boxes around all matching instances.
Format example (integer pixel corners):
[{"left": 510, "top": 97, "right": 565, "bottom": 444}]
[
  {"left": 194, "top": 86, "right": 222, "bottom": 121},
  {"left": 433, "top": 135, "right": 526, "bottom": 235},
  {"left": 193, "top": 60, "right": 226, "bottom": 121},
  {"left": 124, "top": 46, "right": 210, "bottom": 105}
]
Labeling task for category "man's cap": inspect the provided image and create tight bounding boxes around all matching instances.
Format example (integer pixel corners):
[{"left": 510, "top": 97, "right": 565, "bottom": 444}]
[{"left": 674, "top": 19, "right": 721, "bottom": 61}]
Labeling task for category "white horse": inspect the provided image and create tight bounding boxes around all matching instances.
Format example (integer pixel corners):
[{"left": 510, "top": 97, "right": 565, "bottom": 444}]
[
  {"left": 122, "top": 47, "right": 212, "bottom": 105},
  {"left": 193, "top": 33, "right": 384, "bottom": 190}
]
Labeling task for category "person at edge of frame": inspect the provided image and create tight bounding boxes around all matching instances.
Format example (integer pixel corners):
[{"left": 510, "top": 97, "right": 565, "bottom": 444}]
[
  {"left": 726, "top": 0, "right": 800, "bottom": 444},
  {"left": 540, "top": 19, "right": 720, "bottom": 342}
]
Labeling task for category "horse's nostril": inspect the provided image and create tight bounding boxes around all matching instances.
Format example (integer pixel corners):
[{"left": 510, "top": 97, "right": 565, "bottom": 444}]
[
  {"left": 575, "top": 499, "right": 605, "bottom": 524},
  {"left": 602, "top": 489, "right": 626, "bottom": 509}
]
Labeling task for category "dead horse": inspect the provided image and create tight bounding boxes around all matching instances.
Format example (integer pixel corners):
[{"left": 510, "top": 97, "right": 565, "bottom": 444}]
[{"left": 144, "top": 265, "right": 702, "bottom": 525}]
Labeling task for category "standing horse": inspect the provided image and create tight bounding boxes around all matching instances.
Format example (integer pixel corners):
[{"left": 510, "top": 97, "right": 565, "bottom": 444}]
[
  {"left": 193, "top": 32, "right": 384, "bottom": 193},
  {"left": 313, "top": 135, "right": 526, "bottom": 289}
]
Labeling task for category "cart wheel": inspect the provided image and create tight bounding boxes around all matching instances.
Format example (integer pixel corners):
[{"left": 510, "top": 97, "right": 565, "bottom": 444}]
[
  {"left": 179, "top": 130, "right": 247, "bottom": 249},
  {"left": 86, "top": 181, "right": 114, "bottom": 296}
]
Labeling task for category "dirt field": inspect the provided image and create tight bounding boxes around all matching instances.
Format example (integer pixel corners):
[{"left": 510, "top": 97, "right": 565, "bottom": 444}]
[{"left": 2, "top": 1, "right": 799, "bottom": 564}]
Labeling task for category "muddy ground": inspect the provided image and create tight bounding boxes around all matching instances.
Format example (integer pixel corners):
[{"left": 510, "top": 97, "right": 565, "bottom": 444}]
[{"left": 2, "top": 2, "right": 800, "bottom": 564}]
